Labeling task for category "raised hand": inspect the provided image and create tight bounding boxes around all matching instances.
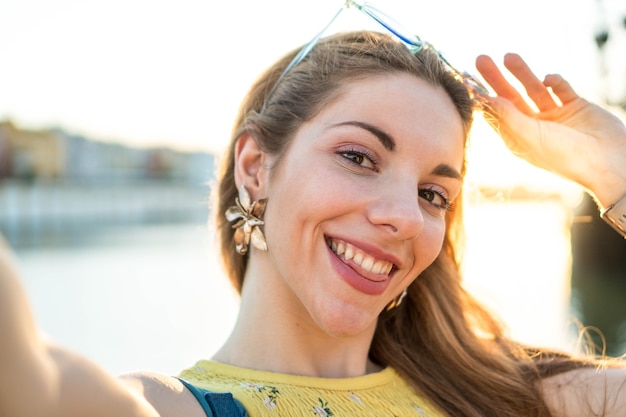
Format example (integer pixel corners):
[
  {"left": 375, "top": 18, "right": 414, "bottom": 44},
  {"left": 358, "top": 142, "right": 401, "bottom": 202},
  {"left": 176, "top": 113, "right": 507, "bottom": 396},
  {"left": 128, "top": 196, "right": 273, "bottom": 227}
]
[{"left": 474, "top": 53, "right": 626, "bottom": 209}]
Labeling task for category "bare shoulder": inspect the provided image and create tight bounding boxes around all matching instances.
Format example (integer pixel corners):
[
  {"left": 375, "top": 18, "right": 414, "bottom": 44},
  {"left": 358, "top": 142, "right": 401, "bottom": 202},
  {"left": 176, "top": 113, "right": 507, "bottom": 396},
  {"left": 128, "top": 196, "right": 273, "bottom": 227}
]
[
  {"left": 119, "top": 371, "right": 207, "bottom": 417},
  {"left": 541, "top": 364, "right": 626, "bottom": 417}
]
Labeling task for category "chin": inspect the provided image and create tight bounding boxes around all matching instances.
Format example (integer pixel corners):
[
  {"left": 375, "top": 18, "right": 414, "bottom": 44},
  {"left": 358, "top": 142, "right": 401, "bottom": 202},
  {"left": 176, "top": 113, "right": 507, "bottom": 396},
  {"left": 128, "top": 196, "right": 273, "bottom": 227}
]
[{"left": 310, "top": 301, "right": 379, "bottom": 339}]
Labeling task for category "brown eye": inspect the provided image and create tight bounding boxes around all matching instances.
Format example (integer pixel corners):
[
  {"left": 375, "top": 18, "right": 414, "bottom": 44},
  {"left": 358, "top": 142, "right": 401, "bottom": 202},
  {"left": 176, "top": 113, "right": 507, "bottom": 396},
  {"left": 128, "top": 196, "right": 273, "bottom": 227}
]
[
  {"left": 343, "top": 152, "right": 364, "bottom": 164},
  {"left": 419, "top": 188, "right": 451, "bottom": 211},
  {"left": 340, "top": 150, "right": 376, "bottom": 170}
]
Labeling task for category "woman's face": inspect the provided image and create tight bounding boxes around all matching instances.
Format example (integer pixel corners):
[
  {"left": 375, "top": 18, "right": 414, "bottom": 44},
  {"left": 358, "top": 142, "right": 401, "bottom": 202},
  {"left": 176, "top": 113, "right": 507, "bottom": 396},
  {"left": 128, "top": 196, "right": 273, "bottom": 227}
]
[{"left": 257, "top": 72, "right": 465, "bottom": 338}]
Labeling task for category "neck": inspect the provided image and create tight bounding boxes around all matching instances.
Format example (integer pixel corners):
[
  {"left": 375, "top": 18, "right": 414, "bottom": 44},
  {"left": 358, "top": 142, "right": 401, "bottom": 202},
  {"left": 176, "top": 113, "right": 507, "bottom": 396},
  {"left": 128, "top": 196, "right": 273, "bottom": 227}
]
[{"left": 212, "top": 261, "right": 380, "bottom": 378}]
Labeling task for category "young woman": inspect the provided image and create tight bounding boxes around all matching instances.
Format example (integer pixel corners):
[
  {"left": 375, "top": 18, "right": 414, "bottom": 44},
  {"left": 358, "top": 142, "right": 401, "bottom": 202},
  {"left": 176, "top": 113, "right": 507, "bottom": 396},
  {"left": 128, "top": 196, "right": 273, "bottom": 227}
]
[{"left": 1, "top": 16, "right": 626, "bottom": 417}]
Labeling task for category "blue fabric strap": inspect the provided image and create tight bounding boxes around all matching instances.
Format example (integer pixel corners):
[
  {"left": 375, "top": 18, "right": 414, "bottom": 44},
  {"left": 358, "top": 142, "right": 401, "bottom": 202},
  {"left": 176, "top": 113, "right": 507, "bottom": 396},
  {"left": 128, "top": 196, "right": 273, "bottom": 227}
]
[{"left": 178, "top": 378, "right": 248, "bottom": 417}]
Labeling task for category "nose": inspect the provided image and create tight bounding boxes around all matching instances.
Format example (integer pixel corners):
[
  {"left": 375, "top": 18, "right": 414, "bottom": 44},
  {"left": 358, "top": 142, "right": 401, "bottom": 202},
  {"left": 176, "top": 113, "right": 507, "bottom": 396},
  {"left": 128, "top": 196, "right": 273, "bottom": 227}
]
[{"left": 366, "top": 182, "right": 424, "bottom": 240}]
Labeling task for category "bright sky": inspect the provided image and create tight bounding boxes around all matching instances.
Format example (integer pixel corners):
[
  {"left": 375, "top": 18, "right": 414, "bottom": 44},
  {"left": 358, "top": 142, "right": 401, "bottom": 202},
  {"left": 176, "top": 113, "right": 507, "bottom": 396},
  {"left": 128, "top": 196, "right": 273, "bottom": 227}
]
[{"left": 1, "top": 0, "right": 623, "bottom": 188}]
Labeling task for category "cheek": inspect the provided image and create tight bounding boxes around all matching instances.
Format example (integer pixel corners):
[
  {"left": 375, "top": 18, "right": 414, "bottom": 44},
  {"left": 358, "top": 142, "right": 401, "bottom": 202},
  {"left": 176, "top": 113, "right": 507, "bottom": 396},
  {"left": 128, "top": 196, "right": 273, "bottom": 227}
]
[
  {"left": 415, "top": 219, "right": 447, "bottom": 266},
  {"left": 268, "top": 159, "right": 346, "bottom": 217},
  {"left": 262, "top": 162, "right": 323, "bottom": 245}
]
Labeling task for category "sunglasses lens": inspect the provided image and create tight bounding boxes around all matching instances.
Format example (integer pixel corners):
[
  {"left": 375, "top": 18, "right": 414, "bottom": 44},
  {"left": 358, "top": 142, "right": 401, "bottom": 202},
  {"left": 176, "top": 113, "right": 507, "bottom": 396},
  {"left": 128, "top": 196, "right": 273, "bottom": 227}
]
[
  {"left": 462, "top": 74, "right": 490, "bottom": 96},
  {"left": 358, "top": 3, "right": 422, "bottom": 50}
]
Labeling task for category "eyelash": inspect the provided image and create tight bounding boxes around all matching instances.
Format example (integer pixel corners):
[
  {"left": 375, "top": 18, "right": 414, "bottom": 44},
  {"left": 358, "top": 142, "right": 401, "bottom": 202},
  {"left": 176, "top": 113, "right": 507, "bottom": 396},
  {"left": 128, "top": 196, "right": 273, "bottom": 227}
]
[
  {"left": 338, "top": 148, "right": 454, "bottom": 212},
  {"left": 420, "top": 187, "right": 454, "bottom": 212},
  {"left": 338, "top": 147, "right": 379, "bottom": 171}
]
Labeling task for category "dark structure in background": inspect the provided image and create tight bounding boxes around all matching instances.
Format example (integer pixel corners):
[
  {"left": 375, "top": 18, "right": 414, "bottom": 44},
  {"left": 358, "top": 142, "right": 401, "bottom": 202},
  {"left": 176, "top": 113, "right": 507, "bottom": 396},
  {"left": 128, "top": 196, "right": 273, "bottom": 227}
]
[
  {"left": 571, "top": 195, "right": 626, "bottom": 356},
  {"left": 594, "top": 0, "right": 626, "bottom": 110},
  {"left": 570, "top": 0, "right": 626, "bottom": 356}
]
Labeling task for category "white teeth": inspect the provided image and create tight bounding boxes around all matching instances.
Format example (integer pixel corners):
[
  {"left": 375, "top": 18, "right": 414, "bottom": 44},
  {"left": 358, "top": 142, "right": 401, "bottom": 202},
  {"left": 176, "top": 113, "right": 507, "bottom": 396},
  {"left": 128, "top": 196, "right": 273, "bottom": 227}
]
[
  {"left": 344, "top": 244, "right": 354, "bottom": 261},
  {"left": 336, "top": 241, "right": 345, "bottom": 256},
  {"left": 328, "top": 239, "right": 393, "bottom": 276},
  {"left": 361, "top": 256, "right": 373, "bottom": 271}
]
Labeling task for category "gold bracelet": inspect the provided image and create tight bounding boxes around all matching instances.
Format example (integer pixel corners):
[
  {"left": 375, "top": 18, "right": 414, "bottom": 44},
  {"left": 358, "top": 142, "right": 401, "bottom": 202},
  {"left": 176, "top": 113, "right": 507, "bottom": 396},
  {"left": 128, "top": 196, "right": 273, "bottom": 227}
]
[{"left": 600, "top": 194, "right": 626, "bottom": 238}]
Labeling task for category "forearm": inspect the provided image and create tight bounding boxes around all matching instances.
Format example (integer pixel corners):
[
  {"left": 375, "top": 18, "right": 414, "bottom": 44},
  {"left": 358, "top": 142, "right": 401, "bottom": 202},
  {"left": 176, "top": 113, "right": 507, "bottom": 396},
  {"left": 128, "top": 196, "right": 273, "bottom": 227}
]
[
  {"left": 0, "top": 242, "right": 158, "bottom": 417},
  {"left": 0, "top": 242, "right": 58, "bottom": 417},
  {"left": 48, "top": 345, "right": 160, "bottom": 417},
  {"left": 542, "top": 366, "right": 626, "bottom": 417}
]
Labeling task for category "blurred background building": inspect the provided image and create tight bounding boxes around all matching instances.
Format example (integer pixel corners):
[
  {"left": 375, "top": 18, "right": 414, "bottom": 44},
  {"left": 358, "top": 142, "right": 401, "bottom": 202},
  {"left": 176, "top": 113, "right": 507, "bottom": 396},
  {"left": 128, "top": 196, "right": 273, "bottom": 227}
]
[{"left": 0, "top": 120, "right": 216, "bottom": 247}]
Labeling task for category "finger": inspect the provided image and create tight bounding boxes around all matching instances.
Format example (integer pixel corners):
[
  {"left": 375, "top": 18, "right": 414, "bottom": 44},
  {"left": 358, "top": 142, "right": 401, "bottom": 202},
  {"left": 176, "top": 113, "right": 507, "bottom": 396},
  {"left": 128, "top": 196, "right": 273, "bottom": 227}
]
[
  {"left": 543, "top": 73, "right": 579, "bottom": 105},
  {"left": 481, "top": 95, "right": 532, "bottom": 149},
  {"left": 475, "top": 54, "right": 535, "bottom": 115},
  {"left": 503, "top": 53, "right": 559, "bottom": 112}
]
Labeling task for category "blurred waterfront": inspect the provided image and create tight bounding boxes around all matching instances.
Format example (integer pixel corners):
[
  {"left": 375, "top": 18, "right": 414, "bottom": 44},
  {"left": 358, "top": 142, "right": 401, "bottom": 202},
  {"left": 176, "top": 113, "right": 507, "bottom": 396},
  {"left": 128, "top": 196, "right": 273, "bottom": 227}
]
[
  {"left": 0, "top": 180, "right": 210, "bottom": 247},
  {"left": 11, "top": 221, "right": 240, "bottom": 376}
]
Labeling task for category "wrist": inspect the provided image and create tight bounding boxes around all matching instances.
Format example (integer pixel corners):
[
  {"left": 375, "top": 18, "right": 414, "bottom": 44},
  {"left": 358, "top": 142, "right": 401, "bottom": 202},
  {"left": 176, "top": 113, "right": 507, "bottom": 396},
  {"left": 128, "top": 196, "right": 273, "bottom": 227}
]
[{"left": 587, "top": 168, "right": 626, "bottom": 211}]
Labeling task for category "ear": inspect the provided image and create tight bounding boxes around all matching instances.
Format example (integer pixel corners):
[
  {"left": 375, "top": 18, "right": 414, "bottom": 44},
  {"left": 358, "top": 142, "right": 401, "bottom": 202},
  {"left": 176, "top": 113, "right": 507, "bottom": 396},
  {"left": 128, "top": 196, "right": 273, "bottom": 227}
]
[{"left": 234, "top": 132, "right": 269, "bottom": 199}]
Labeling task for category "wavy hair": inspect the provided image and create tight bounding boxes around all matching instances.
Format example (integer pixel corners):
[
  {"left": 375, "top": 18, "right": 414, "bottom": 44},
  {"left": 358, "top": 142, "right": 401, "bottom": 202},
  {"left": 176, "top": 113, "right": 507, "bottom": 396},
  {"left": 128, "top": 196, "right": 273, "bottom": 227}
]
[{"left": 215, "top": 31, "right": 588, "bottom": 417}]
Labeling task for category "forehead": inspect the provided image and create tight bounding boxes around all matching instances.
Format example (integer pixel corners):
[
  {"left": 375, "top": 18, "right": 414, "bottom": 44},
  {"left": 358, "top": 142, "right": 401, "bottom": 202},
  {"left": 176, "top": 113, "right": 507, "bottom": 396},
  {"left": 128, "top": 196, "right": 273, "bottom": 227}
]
[{"left": 311, "top": 73, "right": 466, "bottom": 165}]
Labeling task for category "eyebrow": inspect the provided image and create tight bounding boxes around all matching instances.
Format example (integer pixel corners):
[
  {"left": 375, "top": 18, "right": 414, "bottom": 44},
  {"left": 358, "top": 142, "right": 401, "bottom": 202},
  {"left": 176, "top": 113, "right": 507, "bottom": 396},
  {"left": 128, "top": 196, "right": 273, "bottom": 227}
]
[
  {"left": 331, "top": 121, "right": 396, "bottom": 151},
  {"left": 432, "top": 163, "right": 462, "bottom": 180},
  {"left": 331, "top": 120, "right": 462, "bottom": 180}
]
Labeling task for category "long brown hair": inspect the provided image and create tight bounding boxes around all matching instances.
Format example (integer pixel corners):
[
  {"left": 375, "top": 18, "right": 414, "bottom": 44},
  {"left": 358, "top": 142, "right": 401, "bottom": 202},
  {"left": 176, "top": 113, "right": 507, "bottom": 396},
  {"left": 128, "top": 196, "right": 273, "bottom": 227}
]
[{"left": 215, "top": 31, "right": 587, "bottom": 417}]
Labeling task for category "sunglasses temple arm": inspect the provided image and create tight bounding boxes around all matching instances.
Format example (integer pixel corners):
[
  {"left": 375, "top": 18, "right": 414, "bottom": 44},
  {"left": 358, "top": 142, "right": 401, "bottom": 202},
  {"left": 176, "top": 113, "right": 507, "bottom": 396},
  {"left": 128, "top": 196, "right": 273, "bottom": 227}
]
[{"left": 262, "top": 5, "right": 346, "bottom": 111}]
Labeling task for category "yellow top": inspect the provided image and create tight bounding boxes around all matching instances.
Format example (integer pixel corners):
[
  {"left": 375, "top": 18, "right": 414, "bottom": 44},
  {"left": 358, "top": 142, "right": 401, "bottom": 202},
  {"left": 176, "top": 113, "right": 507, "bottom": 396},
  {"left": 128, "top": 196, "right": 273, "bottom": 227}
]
[{"left": 179, "top": 360, "right": 444, "bottom": 416}]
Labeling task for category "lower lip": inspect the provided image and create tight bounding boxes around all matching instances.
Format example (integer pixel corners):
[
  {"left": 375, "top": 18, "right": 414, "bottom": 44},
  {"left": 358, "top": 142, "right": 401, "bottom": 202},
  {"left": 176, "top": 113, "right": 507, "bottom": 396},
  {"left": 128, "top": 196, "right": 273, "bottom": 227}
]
[{"left": 327, "top": 245, "right": 390, "bottom": 296}]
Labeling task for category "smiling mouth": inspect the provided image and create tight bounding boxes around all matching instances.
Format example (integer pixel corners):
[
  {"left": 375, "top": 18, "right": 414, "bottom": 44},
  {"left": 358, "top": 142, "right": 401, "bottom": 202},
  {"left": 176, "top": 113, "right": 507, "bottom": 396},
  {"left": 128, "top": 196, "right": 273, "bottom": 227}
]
[{"left": 326, "top": 237, "right": 395, "bottom": 276}]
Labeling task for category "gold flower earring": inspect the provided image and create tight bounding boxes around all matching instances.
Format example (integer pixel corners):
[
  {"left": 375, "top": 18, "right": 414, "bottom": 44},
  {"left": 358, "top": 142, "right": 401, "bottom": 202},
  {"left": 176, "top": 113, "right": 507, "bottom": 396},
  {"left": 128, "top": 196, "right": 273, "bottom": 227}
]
[{"left": 225, "top": 185, "right": 268, "bottom": 255}]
